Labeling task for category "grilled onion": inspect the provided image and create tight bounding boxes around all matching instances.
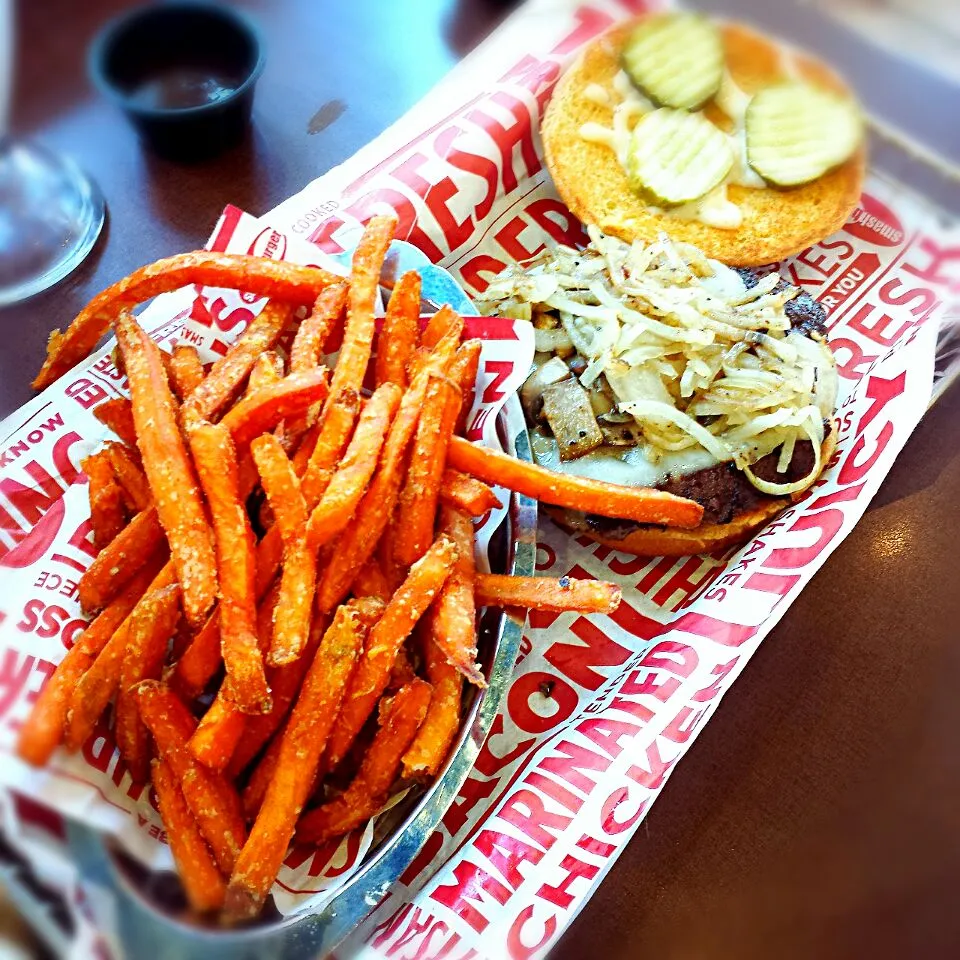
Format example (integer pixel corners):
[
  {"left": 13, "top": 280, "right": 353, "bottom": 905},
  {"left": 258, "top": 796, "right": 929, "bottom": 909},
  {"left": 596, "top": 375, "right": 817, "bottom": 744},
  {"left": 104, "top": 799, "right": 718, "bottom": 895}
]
[{"left": 479, "top": 227, "right": 836, "bottom": 495}]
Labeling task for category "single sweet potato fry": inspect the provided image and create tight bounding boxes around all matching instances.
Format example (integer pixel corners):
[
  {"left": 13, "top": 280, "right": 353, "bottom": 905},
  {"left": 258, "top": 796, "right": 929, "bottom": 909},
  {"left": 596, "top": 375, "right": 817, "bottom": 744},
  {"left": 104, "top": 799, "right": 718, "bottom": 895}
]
[
  {"left": 291, "top": 283, "right": 348, "bottom": 373},
  {"left": 104, "top": 441, "right": 151, "bottom": 512},
  {"left": 439, "top": 469, "right": 502, "bottom": 517},
  {"left": 151, "top": 759, "right": 226, "bottom": 913},
  {"left": 67, "top": 561, "right": 178, "bottom": 751},
  {"left": 408, "top": 305, "right": 463, "bottom": 380},
  {"left": 17, "top": 557, "right": 165, "bottom": 766},
  {"left": 94, "top": 397, "right": 138, "bottom": 449},
  {"left": 301, "top": 794, "right": 384, "bottom": 849},
  {"left": 240, "top": 735, "right": 281, "bottom": 822},
  {"left": 224, "top": 599, "right": 373, "bottom": 921},
  {"left": 315, "top": 369, "right": 432, "bottom": 613},
  {"left": 447, "top": 339, "right": 481, "bottom": 435},
  {"left": 305, "top": 382, "right": 401, "bottom": 553},
  {"left": 324, "top": 536, "right": 458, "bottom": 771},
  {"left": 297, "top": 678, "right": 431, "bottom": 845},
  {"left": 115, "top": 312, "right": 218, "bottom": 626},
  {"left": 82, "top": 451, "right": 127, "bottom": 548},
  {"left": 181, "top": 300, "right": 297, "bottom": 427},
  {"left": 191, "top": 423, "right": 268, "bottom": 714},
  {"left": 251, "top": 434, "right": 307, "bottom": 544},
  {"left": 300, "top": 389, "right": 361, "bottom": 506},
  {"left": 394, "top": 375, "right": 460, "bottom": 567},
  {"left": 77, "top": 506, "right": 165, "bottom": 614},
  {"left": 251, "top": 434, "right": 316, "bottom": 666},
  {"left": 115, "top": 583, "right": 182, "bottom": 783},
  {"left": 19, "top": 643, "right": 104, "bottom": 764},
  {"left": 35, "top": 252, "right": 339, "bottom": 390},
  {"left": 220, "top": 368, "right": 329, "bottom": 451},
  {"left": 475, "top": 574, "right": 623, "bottom": 614},
  {"left": 246, "top": 351, "right": 284, "bottom": 394},
  {"left": 188, "top": 693, "right": 248, "bottom": 773},
  {"left": 325, "top": 216, "right": 396, "bottom": 404},
  {"left": 137, "top": 681, "right": 247, "bottom": 873},
  {"left": 431, "top": 505, "right": 483, "bottom": 686},
  {"left": 271, "top": 537, "right": 318, "bottom": 666},
  {"left": 254, "top": 528, "right": 286, "bottom": 603},
  {"left": 167, "top": 344, "right": 205, "bottom": 401},
  {"left": 225, "top": 607, "right": 326, "bottom": 783},
  {"left": 402, "top": 627, "right": 464, "bottom": 779},
  {"left": 169, "top": 611, "right": 220, "bottom": 701},
  {"left": 418, "top": 304, "right": 462, "bottom": 352},
  {"left": 447, "top": 436, "right": 705, "bottom": 528},
  {"left": 375, "top": 271, "right": 420, "bottom": 389}
]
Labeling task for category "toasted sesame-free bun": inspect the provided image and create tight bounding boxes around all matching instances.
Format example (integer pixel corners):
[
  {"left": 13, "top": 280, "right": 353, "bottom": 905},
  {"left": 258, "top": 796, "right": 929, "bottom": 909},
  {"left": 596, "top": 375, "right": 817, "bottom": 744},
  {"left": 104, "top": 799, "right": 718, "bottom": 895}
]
[
  {"left": 542, "top": 20, "right": 866, "bottom": 266},
  {"left": 547, "top": 431, "right": 837, "bottom": 557}
]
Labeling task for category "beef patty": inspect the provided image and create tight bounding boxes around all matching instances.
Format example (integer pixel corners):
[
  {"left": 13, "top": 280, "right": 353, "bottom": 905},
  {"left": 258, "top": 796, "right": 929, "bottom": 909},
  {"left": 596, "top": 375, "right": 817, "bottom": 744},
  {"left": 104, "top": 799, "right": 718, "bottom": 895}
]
[{"left": 584, "top": 433, "right": 823, "bottom": 540}]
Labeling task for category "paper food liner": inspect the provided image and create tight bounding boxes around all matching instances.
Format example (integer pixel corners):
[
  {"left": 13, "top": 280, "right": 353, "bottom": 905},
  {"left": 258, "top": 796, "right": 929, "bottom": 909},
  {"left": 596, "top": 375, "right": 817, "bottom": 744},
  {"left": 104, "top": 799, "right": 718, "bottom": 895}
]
[{"left": 2, "top": 0, "right": 960, "bottom": 955}]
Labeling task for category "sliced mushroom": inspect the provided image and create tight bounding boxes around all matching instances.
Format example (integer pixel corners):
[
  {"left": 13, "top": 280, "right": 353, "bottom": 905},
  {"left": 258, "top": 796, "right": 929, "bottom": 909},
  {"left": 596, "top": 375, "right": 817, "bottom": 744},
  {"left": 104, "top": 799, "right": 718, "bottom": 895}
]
[
  {"left": 596, "top": 407, "right": 642, "bottom": 446},
  {"left": 541, "top": 377, "right": 605, "bottom": 461},
  {"left": 520, "top": 355, "right": 572, "bottom": 421},
  {"left": 599, "top": 421, "right": 643, "bottom": 446},
  {"left": 587, "top": 378, "right": 615, "bottom": 418}
]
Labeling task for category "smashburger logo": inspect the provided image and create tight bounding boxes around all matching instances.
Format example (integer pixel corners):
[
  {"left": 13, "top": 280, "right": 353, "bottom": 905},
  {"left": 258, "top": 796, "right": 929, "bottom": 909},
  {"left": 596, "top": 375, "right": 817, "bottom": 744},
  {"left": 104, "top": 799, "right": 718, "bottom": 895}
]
[
  {"left": 844, "top": 194, "right": 905, "bottom": 248},
  {"left": 241, "top": 228, "right": 288, "bottom": 303}
]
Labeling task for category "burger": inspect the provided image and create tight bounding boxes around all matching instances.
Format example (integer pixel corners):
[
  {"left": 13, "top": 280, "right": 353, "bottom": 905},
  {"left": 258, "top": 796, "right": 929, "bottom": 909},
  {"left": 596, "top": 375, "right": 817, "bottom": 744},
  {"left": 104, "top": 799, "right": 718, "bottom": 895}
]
[
  {"left": 477, "top": 228, "right": 838, "bottom": 556},
  {"left": 541, "top": 12, "right": 866, "bottom": 266}
]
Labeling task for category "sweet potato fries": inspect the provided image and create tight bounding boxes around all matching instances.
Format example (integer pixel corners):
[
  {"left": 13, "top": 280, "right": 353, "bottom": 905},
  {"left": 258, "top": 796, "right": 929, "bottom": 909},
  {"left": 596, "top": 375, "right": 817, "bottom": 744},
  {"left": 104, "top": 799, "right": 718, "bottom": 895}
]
[{"left": 19, "top": 215, "right": 699, "bottom": 922}]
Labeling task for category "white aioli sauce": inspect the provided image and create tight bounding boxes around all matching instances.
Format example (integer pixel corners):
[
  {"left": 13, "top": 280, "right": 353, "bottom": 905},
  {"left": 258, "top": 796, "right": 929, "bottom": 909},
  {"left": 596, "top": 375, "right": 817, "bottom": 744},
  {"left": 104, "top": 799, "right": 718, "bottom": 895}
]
[
  {"left": 583, "top": 83, "right": 613, "bottom": 107},
  {"left": 577, "top": 69, "right": 766, "bottom": 228},
  {"left": 656, "top": 183, "right": 743, "bottom": 229}
]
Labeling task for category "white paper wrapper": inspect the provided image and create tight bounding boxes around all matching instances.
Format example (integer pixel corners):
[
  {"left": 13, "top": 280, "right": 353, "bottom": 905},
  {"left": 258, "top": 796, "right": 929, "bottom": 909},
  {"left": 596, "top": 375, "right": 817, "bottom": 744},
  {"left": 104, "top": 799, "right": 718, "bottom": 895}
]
[{"left": 2, "top": 0, "right": 959, "bottom": 956}]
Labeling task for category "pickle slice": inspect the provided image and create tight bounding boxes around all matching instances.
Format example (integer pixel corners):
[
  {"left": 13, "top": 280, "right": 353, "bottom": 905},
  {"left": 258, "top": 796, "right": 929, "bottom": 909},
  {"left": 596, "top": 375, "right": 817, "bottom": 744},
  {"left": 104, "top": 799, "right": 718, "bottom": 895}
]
[
  {"left": 621, "top": 13, "right": 724, "bottom": 111},
  {"left": 627, "top": 108, "right": 734, "bottom": 206},
  {"left": 746, "top": 82, "right": 863, "bottom": 187}
]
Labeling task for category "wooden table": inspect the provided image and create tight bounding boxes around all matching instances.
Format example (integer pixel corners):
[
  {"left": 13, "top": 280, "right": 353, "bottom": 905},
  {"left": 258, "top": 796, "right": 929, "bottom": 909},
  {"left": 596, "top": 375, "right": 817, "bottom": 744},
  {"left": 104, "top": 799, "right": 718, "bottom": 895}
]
[{"left": 4, "top": 2, "right": 960, "bottom": 958}]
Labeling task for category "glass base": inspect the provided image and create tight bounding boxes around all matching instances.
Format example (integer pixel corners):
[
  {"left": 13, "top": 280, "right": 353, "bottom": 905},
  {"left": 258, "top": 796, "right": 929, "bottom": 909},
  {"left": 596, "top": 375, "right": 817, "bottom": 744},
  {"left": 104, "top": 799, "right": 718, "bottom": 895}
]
[{"left": 0, "top": 139, "right": 105, "bottom": 306}]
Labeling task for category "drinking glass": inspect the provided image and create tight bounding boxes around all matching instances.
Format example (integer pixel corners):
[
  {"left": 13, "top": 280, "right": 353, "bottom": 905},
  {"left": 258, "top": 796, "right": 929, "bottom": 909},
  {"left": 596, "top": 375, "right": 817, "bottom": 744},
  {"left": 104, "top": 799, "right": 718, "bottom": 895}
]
[{"left": 0, "top": 0, "right": 104, "bottom": 306}]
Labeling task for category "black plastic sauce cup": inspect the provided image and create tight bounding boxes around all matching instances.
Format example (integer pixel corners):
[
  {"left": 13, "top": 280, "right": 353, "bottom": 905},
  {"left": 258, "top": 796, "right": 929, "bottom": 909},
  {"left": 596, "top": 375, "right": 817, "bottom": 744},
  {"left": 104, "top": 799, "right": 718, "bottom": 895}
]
[{"left": 89, "top": 2, "right": 265, "bottom": 161}]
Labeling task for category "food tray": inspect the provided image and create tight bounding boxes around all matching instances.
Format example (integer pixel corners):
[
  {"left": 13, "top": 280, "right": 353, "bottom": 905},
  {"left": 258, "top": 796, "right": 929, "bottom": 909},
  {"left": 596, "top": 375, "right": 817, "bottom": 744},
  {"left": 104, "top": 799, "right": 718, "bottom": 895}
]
[{"left": 1, "top": 1, "right": 958, "bottom": 957}]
